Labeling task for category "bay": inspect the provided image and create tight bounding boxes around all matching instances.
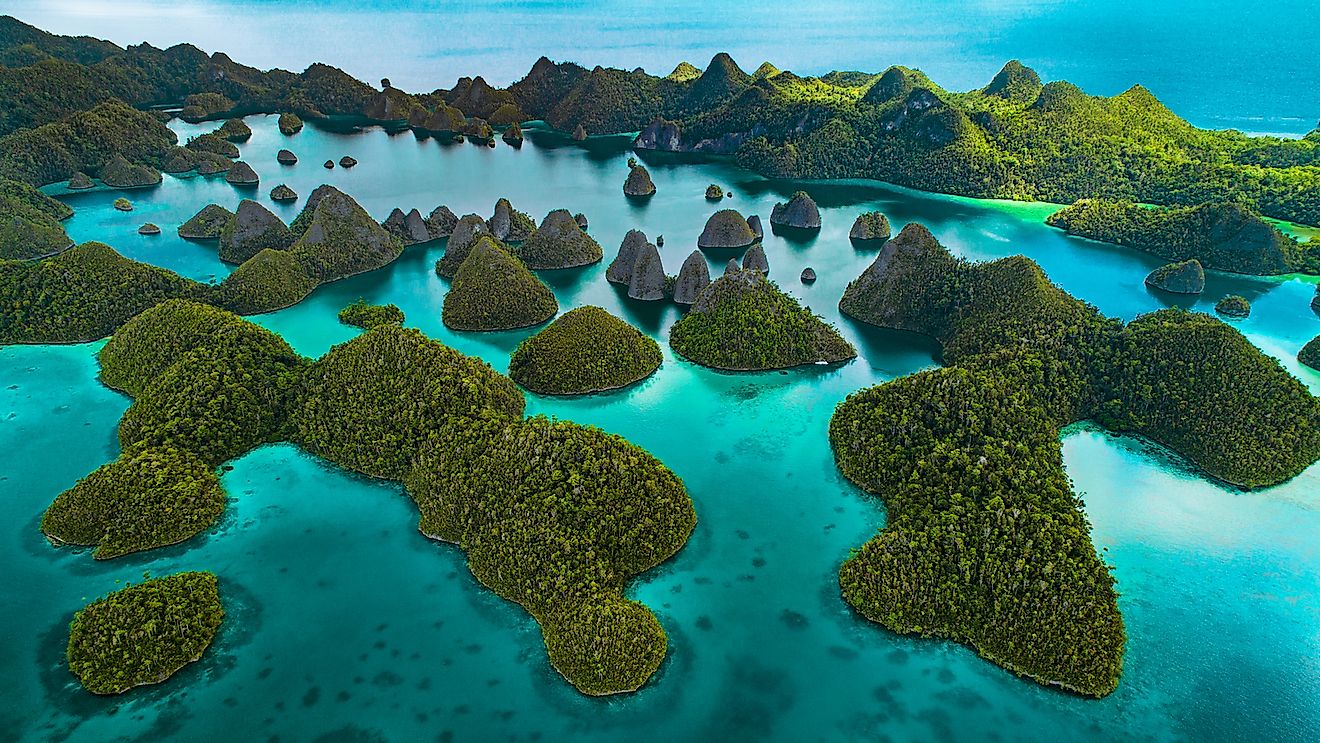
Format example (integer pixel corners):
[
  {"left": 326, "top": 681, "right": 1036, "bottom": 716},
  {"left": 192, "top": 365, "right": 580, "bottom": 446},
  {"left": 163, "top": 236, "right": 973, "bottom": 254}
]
[{"left": 1, "top": 112, "right": 1317, "bottom": 741}]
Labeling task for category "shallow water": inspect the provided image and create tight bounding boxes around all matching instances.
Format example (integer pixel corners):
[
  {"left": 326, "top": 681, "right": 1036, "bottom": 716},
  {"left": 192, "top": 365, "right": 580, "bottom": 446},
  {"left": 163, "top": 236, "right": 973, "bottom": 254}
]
[{"left": 3, "top": 114, "right": 1319, "bottom": 741}]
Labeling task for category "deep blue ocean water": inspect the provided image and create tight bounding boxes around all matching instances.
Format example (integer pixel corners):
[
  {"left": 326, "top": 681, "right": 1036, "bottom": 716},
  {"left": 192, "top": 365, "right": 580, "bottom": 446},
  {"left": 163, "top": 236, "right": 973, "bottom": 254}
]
[
  {"left": 15, "top": 0, "right": 1320, "bottom": 136},
  {"left": 0, "top": 114, "right": 1317, "bottom": 741}
]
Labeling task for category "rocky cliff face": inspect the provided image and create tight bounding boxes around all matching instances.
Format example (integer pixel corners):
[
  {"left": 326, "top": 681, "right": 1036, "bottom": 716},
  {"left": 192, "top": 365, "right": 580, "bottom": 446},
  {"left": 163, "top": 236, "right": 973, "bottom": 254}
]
[
  {"left": 838, "top": 224, "right": 960, "bottom": 332},
  {"left": 633, "top": 118, "right": 766, "bottom": 154},
  {"left": 383, "top": 208, "right": 432, "bottom": 245},
  {"left": 770, "top": 192, "right": 821, "bottom": 229},
  {"left": 219, "top": 199, "right": 293, "bottom": 264},
  {"left": 627, "top": 242, "right": 666, "bottom": 301},
  {"left": 488, "top": 198, "right": 535, "bottom": 242},
  {"left": 436, "top": 214, "right": 492, "bottom": 278},
  {"left": 673, "top": 251, "right": 711, "bottom": 305},
  {"left": 425, "top": 206, "right": 458, "bottom": 238},
  {"left": 742, "top": 243, "right": 769, "bottom": 274},
  {"left": 698, "top": 209, "right": 758, "bottom": 249},
  {"left": 607, "top": 230, "right": 651, "bottom": 284}
]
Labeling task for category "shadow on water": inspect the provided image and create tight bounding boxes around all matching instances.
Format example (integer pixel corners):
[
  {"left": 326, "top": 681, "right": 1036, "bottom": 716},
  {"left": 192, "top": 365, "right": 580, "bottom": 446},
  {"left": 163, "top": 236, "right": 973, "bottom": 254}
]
[
  {"left": 842, "top": 318, "right": 944, "bottom": 375},
  {"left": 607, "top": 283, "right": 679, "bottom": 337},
  {"left": 1143, "top": 284, "right": 1200, "bottom": 309},
  {"left": 768, "top": 224, "right": 822, "bottom": 247},
  {"left": 538, "top": 264, "right": 598, "bottom": 294}
]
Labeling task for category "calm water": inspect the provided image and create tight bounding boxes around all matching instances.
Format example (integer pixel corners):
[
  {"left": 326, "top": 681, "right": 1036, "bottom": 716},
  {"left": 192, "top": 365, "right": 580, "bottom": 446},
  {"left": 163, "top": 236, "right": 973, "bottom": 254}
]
[
  {"left": 2, "top": 115, "right": 1319, "bottom": 742},
  {"left": 16, "top": 0, "right": 1320, "bottom": 137}
]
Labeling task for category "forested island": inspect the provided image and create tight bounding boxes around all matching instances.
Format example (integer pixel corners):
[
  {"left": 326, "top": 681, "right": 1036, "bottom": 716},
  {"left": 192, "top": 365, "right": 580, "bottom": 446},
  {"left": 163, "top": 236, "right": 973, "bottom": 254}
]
[
  {"left": 2, "top": 16, "right": 1319, "bottom": 225},
  {"left": 669, "top": 266, "right": 856, "bottom": 370},
  {"left": 66, "top": 572, "right": 224, "bottom": 695},
  {"left": 39, "top": 300, "right": 695, "bottom": 696},
  {"left": 832, "top": 225, "right": 1320, "bottom": 696},
  {"left": 509, "top": 306, "right": 662, "bottom": 394},
  {"left": 1047, "top": 200, "right": 1320, "bottom": 275},
  {"left": 1, "top": 185, "right": 405, "bottom": 342}
]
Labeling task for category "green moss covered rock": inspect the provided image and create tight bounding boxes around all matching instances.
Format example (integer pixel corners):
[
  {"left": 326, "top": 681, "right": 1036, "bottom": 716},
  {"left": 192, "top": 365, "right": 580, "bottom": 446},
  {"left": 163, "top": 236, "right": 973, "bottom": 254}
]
[
  {"left": 0, "top": 100, "right": 178, "bottom": 187},
  {"left": 338, "top": 298, "right": 404, "bottom": 329},
  {"left": 1215, "top": 294, "right": 1251, "bottom": 318},
  {"left": 287, "top": 185, "right": 402, "bottom": 282},
  {"left": 100, "top": 154, "right": 161, "bottom": 189},
  {"left": 0, "top": 177, "right": 73, "bottom": 259},
  {"left": 769, "top": 191, "right": 820, "bottom": 229},
  {"left": 98, "top": 299, "right": 298, "bottom": 396},
  {"left": 502, "top": 121, "right": 523, "bottom": 146},
  {"left": 224, "top": 161, "right": 259, "bottom": 186},
  {"left": 1048, "top": 200, "right": 1317, "bottom": 276},
  {"left": 179, "top": 92, "right": 234, "bottom": 122},
  {"left": 832, "top": 221, "right": 1320, "bottom": 696},
  {"left": 1300, "top": 335, "right": 1320, "bottom": 371},
  {"left": 516, "top": 209, "right": 603, "bottom": 269},
  {"left": 1112, "top": 310, "right": 1318, "bottom": 486},
  {"left": 212, "top": 248, "right": 319, "bottom": 314},
  {"left": 670, "top": 267, "right": 855, "bottom": 370},
  {"left": 849, "top": 212, "right": 891, "bottom": 242},
  {"left": 270, "top": 184, "right": 297, "bottom": 202},
  {"left": 697, "top": 209, "right": 757, "bottom": 249},
  {"left": 216, "top": 118, "right": 252, "bottom": 142},
  {"left": 623, "top": 164, "right": 655, "bottom": 197},
  {"left": 66, "top": 572, "right": 223, "bottom": 694},
  {"left": 509, "top": 306, "right": 661, "bottom": 394},
  {"left": 443, "top": 237, "right": 558, "bottom": 331},
  {"left": 278, "top": 112, "right": 304, "bottom": 135},
  {"left": 1144, "top": 259, "right": 1205, "bottom": 294},
  {"left": 186, "top": 133, "right": 239, "bottom": 159},
  {"left": 0, "top": 242, "right": 202, "bottom": 343}
]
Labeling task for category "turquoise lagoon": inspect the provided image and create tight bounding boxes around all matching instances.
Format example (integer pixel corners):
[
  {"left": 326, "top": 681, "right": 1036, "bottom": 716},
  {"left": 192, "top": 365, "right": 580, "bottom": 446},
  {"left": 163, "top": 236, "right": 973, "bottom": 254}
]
[{"left": 2, "top": 114, "right": 1318, "bottom": 741}]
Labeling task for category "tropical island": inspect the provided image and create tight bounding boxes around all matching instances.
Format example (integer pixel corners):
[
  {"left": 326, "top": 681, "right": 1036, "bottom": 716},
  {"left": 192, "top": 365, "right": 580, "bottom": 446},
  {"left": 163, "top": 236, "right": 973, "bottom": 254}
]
[
  {"left": 1047, "top": 199, "right": 1320, "bottom": 275},
  {"left": 670, "top": 266, "right": 856, "bottom": 370},
  {"left": 509, "top": 306, "right": 662, "bottom": 395},
  {"left": 66, "top": 572, "right": 224, "bottom": 695},
  {"left": 2, "top": 15, "right": 1318, "bottom": 229},
  {"left": 832, "top": 223, "right": 1320, "bottom": 696},
  {"left": 338, "top": 298, "right": 405, "bottom": 329},
  {"left": 0, "top": 184, "right": 406, "bottom": 343},
  {"left": 39, "top": 299, "right": 696, "bottom": 696}
]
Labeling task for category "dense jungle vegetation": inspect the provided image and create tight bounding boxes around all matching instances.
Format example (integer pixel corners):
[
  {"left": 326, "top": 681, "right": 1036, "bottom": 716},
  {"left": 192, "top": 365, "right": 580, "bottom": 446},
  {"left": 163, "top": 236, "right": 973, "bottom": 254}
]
[
  {"left": 1047, "top": 199, "right": 1320, "bottom": 275},
  {"left": 66, "top": 572, "right": 224, "bottom": 695},
  {"left": 508, "top": 306, "right": 662, "bottom": 394},
  {"left": 669, "top": 267, "right": 856, "bottom": 370},
  {"left": 832, "top": 223, "right": 1320, "bottom": 695}
]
